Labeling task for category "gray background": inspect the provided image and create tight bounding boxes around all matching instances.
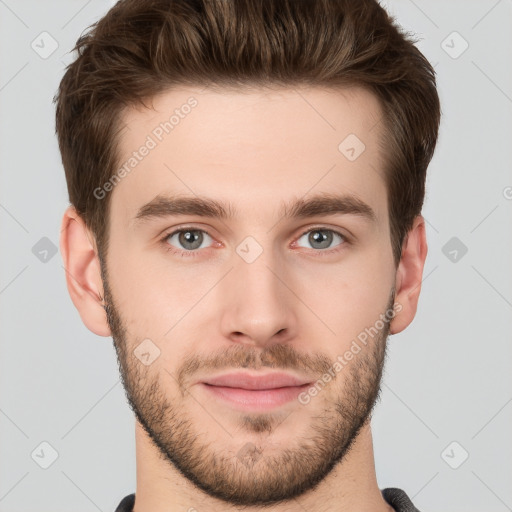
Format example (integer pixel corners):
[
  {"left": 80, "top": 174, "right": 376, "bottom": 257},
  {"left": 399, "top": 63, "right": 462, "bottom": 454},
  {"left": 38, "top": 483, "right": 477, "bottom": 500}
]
[{"left": 1, "top": 0, "right": 511, "bottom": 511}]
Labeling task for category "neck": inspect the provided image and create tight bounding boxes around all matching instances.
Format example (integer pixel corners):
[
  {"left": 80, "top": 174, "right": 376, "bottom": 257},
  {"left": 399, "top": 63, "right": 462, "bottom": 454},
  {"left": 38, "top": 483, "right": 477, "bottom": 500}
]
[{"left": 133, "top": 419, "right": 394, "bottom": 512}]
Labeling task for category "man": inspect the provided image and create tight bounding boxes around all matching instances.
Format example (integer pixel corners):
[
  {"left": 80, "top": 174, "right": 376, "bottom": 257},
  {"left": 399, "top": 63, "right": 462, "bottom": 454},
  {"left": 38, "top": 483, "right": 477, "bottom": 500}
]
[{"left": 55, "top": 0, "right": 440, "bottom": 511}]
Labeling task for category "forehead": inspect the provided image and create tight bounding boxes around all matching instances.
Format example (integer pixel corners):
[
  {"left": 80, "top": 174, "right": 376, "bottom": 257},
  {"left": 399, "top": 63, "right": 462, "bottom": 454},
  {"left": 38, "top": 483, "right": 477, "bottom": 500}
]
[{"left": 112, "top": 85, "right": 388, "bottom": 225}]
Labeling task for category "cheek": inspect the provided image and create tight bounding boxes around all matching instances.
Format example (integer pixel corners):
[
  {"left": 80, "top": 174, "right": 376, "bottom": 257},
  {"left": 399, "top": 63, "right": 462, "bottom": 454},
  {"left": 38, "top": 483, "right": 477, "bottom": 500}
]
[
  {"left": 290, "top": 247, "right": 394, "bottom": 348},
  {"left": 107, "top": 239, "right": 216, "bottom": 343}
]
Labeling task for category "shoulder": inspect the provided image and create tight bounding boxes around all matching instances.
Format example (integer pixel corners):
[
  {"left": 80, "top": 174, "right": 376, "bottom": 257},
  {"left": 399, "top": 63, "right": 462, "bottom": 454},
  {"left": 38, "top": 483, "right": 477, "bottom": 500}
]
[
  {"left": 114, "top": 493, "right": 135, "bottom": 512},
  {"left": 381, "top": 487, "right": 421, "bottom": 512}
]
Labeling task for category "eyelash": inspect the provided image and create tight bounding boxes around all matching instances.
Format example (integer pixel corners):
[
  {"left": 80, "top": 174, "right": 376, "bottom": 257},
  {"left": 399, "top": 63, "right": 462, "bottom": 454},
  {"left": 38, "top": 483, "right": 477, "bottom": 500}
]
[{"left": 159, "top": 226, "right": 349, "bottom": 258}]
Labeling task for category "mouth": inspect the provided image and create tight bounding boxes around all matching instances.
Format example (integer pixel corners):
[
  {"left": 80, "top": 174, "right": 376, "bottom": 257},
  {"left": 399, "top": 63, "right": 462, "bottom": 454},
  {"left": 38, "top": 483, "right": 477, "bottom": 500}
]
[{"left": 198, "top": 372, "right": 313, "bottom": 411}]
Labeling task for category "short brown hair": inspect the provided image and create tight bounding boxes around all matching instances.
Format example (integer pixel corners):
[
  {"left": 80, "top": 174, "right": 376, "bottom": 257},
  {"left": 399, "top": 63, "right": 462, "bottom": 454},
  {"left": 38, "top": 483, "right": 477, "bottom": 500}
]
[{"left": 54, "top": 0, "right": 440, "bottom": 267}]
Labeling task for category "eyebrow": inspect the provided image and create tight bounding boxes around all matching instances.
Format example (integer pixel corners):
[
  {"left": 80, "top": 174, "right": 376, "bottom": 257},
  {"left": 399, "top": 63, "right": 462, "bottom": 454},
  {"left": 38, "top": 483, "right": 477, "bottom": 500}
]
[{"left": 133, "top": 193, "right": 377, "bottom": 225}]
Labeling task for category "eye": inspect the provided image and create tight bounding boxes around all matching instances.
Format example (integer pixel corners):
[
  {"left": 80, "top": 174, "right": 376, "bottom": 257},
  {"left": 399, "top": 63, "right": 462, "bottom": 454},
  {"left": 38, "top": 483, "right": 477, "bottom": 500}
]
[
  {"left": 162, "top": 228, "right": 213, "bottom": 255},
  {"left": 295, "top": 227, "right": 347, "bottom": 252},
  {"left": 160, "top": 226, "right": 348, "bottom": 258}
]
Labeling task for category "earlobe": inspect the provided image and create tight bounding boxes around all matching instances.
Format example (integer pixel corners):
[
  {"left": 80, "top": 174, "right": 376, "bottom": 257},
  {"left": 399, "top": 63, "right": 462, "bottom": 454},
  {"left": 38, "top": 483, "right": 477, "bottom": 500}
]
[
  {"left": 59, "top": 206, "right": 111, "bottom": 337},
  {"left": 389, "top": 215, "right": 428, "bottom": 335}
]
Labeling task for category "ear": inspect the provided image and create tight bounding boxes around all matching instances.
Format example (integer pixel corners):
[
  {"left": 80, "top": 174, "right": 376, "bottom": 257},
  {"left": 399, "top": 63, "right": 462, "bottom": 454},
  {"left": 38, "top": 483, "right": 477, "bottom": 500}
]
[
  {"left": 389, "top": 215, "right": 428, "bottom": 335},
  {"left": 59, "top": 206, "right": 111, "bottom": 337}
]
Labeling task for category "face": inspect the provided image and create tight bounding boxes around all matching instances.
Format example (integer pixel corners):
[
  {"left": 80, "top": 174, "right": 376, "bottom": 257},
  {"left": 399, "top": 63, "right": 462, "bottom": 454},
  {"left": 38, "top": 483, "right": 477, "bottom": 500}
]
[{"left": 101, "top": 85, "right": 398, "bottom": 505}]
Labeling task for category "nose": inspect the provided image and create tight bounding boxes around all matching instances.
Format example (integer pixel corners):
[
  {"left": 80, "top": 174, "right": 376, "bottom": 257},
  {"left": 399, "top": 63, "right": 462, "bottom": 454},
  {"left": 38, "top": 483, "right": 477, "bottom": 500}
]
[{"left": 218, "top": 247, "right": 298, "bottom": 348}]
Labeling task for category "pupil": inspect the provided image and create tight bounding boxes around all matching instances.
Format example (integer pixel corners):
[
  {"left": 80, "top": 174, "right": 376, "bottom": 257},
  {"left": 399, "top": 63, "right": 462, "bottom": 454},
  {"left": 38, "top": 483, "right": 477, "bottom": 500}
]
[
  {"left": 181, "top": 230, "right": 201, "bottom": 249},
  {"left": 310, "top": 230, "right": 331, "bottom": 249}
]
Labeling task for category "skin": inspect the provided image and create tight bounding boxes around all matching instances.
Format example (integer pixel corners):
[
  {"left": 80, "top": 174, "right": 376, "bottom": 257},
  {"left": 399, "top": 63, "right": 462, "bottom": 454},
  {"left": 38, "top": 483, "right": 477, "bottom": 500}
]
[{"left": 60, "top": 85, "right": 427, "bottom": 512}]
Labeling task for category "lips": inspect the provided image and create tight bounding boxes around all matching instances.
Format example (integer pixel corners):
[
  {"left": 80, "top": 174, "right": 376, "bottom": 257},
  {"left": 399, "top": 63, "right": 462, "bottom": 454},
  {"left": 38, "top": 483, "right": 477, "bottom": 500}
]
[
  {"left": 201, "top": 372, "right": 312, "bottom": 390},
  {"left": 198, "top": 372, "right": 313, "bottom": 411}
]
